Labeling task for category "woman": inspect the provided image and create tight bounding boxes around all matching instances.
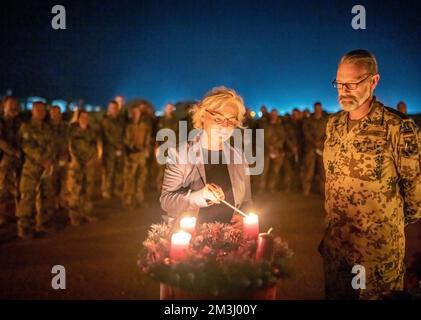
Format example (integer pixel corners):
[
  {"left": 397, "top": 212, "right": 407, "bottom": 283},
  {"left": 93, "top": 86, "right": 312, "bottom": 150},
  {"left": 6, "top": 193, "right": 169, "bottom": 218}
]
[
  {"left": 160, "top": 86, "right": 253, "bottom": 227},
  {"left": 67, "top": 110, "right": 101, "bottom": 226}
]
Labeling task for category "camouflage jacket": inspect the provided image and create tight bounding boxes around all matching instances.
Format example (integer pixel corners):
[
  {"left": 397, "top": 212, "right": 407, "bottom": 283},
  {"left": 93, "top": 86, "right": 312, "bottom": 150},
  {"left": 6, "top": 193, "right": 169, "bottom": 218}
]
[
  {"left": 124, "top": 119, "right": 151, "bottom": 154},
  {"left": 0, "top": 115, "right": 22, "bottom": 161},
  {"left": 19, "top": 120, "right": 54, "bottom": 166},
  {"left": 49, "top": 121, "right": 70, "bottom": 161},
  {"left": 101, "top": 115, "right": 124, "bottom": 150},
  {"left": 303, "top": 115, "right": 328, "bottom": 150},
  {"left": 157, "top": 116, "right": 179, "bottom": 132},
  {"left": 156, "top": 116, "right": 179, "bottom": 146},
  {"left": 262, "top": 121, "right": 290, "bottom": 152},
  {"left": 284, "top": 119, "right": 304, "bottom": 154},
  {"left": 322, "top": 98, "right": 421, "bottom": 269},
  {"left": 68, "top": 123, "right": 98, "bottom": 164}
]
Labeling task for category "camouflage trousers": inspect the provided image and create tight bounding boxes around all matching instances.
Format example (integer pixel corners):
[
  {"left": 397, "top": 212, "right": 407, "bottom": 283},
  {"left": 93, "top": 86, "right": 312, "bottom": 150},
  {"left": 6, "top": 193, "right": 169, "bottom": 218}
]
[
  {"left": 122, "top": 152, "right": 148, "bottom": 208},
  {"left": 102, "top": 147, "right": 124, "bottom": 197},
  {"left": 0, "top": 155, "right": 21, "bottom": 223},
  {"left": 301, "top": 147, "right": 324, "bottom": 195},
  {"left": 16, "top": 161, "right": 55, "bottom": 235},
  {"left": 321, "top": 243, "right": 405, "bottom": 300},
  {"left": 281, "top": 154, "right": 301, "bottom": 191},
  {"left": 259, "top": 154, "right": 284, "bottom": 192},
  {"left": 67, "top": 160, "right": 96, "bottom": 222},
  {"left": 44, "top": 162, "right": 68, "bottom": 210}
]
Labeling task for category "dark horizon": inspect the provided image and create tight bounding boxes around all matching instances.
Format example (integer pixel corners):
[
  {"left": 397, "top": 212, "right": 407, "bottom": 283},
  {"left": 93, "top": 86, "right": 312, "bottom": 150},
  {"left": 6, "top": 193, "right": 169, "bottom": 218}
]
[{"left": 1, "top": 0, "right": 421, "bottom": 114}]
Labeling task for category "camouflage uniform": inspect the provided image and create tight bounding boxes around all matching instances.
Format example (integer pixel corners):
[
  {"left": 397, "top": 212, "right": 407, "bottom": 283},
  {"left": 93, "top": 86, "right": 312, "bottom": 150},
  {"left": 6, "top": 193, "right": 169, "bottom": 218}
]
[
  {"left": 101, "top": 114, "right": 124, "bottom": 198},
  {"left": 259, "top": 121, "right": 289, "bottom": 192},
  {"left": 254, "top": 114, "right": 269, "bottom": 131},
  {"left": 155, "top": 116, "right": 179, "bottom": 192},
  {"left": 283, "top": 118, "right": 304, "bottom": 191},
  {"left": 144, "top": 113, "right": 158, "bottom": 192},
  {"left": 122, "top": 117, "right": 151, "bottom": 209},
  {"left": 67, "top": 123, "right": 99, "bottom": 224},
  {"left": 321, "top": 98, "right": 421, "bottom": 299},
  {"left": 47, "top": 121, "right": 70, "bottom": 210},
  {"left": 0, "top": 115, "right": 22, "bottom": 225},
  {"left": 302, "top": 114, "right": 328, "bottom": 195},
  {"left": 16, "top": 120, "right": 55, "bottom": 236}
]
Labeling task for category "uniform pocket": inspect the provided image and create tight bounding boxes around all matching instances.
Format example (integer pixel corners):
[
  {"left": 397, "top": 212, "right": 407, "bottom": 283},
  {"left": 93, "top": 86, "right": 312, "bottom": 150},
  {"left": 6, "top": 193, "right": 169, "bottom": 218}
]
[
  {"left": 350, "top": 133, "right": 388, "bottom": 181},
  {"left": 352, "top": 136, "right": 386, "bottom": 155}
]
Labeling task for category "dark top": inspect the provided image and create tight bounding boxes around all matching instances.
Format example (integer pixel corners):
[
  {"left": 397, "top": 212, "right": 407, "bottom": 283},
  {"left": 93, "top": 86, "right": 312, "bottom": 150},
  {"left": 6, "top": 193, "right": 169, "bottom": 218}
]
[{"left": 197, "top": 148, "right": 235, "bottom": 224}]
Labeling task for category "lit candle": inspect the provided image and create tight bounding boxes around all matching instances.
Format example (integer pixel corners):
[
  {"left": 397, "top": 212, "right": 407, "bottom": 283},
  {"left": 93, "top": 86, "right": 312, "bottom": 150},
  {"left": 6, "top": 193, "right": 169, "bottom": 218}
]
[
  {"left": 170, "top": 231, "right": 192, "bottom": 261},
  {"left": 180, "top": 217, "right": 197, "bottom": 234},
  {"left": 243, "top": 213, "right": 259, "bottom": 239}
]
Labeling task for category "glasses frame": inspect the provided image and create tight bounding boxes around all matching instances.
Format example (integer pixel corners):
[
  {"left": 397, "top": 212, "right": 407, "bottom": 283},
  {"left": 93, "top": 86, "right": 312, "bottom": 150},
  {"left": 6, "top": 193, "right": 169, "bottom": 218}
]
[
  {"left": 332, "top": 74, "right": 373, "bottom": 90},
  {"left": 205, "top": 110, "right": 238, "bottom": 128}
]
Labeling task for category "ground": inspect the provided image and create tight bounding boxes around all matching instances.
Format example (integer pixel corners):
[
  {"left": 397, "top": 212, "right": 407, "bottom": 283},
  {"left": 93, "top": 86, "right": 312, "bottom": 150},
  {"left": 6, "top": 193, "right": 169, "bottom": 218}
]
[{"left": 0, "top": 192, "right": 419, "bottom": 299}]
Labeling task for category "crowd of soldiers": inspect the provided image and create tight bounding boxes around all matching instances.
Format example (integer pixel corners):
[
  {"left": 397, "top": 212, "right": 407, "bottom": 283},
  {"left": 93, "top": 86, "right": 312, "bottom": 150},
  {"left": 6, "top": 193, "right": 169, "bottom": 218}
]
[
  {"left": 253, "top": 103, "right": 328, "bottom": 196},
  {"left": 0, "top": 95, "right": 179, "bottom": 239},
  {"left": 0, "top": 95, "right": 418, "bottom": 240}
]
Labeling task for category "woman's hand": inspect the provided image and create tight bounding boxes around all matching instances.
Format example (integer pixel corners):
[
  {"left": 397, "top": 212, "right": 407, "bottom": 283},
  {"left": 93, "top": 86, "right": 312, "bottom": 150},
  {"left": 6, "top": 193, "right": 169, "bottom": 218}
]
[{"left": 203, "top": 183, "right": 225, "bottom": 205}]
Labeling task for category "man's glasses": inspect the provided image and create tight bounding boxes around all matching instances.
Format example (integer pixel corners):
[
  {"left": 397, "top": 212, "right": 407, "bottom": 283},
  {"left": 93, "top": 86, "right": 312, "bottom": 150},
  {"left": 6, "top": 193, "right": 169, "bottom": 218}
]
[
  {"left": 206, "top": 110, "right": 238, "bottom": 128},
  {"left": 332, "top": 74, "right": 373, "bottom": 90}
]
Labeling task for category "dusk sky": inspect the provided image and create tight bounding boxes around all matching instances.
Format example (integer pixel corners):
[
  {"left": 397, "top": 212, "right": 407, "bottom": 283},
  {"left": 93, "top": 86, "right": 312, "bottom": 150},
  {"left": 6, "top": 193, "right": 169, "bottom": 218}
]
[{"left": 1, "top": 0, "right": 420, "bottom": 114}]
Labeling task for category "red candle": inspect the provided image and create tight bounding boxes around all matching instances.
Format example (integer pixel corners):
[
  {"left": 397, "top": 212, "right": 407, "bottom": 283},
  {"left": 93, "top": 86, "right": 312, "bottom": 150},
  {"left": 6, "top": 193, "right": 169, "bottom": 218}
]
[
  {"left": 256, "top": 233, "right": 274, "bottom": 262},
  {"left": 170, "top": 231, "right": 191, "bottom": 261},
  {"left": 243, "top": 213, "right": 259, "bottom": 239},
  {"left": 180, "top": 217, "right": 197, "bottom": 234}
]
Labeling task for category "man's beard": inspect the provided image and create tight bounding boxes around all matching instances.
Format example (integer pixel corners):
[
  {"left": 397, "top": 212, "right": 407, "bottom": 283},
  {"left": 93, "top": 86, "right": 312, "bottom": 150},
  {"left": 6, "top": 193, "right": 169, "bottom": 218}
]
[
  {"left": 339, "top": 97, "right": 359, "bottom": 112},
  {"left": 339, "top": 91, "right": 370, "bottom": 112}
]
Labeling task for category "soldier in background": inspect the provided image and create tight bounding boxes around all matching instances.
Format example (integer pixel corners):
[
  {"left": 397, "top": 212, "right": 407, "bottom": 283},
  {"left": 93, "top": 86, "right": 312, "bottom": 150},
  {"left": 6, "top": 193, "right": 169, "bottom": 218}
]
[
  {"left": 283, "top": 108, "right": 303, "bottom": 192},
  {"left": 0, "top": 97, "right": 22, "bottom": 227},
  {"left": 397, "top": 101, "right": 421, "bottom": 129},
  {"left": 301, "top": 102, "right": 328, "bottom": 196},
  {"left": 67, "top": 110, "right": 101, "bottom": 226},
  {"left": 101, "top": 100, "right": 124, "bottom": 199},
  {"left": 396, "top": 101, "right": 407, "bottom": 115},
  {"left": 155, "top": 103, "right": 178, "bottom": 192},
  {"left": 115, "top": 95, "right": 125, "bottom": 114},
  {"left": 259, "top": 109, "right": 289, "bottom": 192},
  {"left": 115, "top": 95, "right": 128, "bottom": 124},
  {"left": 321, "top": 49, "right": 421, "bottom": 299},
  {"left": 254, "top": 105, "right": 270, "bottom": 131},
  {"left": 139, "top": 102, "right": 157, "bottom": 191},
  {"left": 122, "top": 104, "right": 151, "bottom": 210},
  {"left": 47, "top": 106, "right": 69, "bottom": 211},
  {"left": 16, "top": 101, "right": 54, "bottom": 239},
  {"left": 303, "top": 108, "right": 311, "bottom": 119}
]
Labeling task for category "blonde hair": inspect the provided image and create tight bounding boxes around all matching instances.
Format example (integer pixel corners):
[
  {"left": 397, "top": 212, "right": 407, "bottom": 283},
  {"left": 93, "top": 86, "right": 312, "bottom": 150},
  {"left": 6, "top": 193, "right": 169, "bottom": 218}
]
[
  {"left": 191, "top": 86, "right": 246, "bottom": 129},
  {"left": 339, "top": 49, "right": 378, "bottom": 75}
]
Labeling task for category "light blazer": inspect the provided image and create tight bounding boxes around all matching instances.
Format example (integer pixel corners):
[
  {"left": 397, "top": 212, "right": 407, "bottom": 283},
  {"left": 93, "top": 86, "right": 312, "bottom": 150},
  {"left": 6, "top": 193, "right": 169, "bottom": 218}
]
[{"left": 160, "top": 132, "right": 253, "bottom": 224}]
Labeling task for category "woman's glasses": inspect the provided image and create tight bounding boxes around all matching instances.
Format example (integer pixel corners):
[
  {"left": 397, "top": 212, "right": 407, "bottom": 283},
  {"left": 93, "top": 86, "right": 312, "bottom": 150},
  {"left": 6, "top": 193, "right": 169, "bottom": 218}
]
[{"left": 206, "top": 110, "right": 238, "bottom": 128}]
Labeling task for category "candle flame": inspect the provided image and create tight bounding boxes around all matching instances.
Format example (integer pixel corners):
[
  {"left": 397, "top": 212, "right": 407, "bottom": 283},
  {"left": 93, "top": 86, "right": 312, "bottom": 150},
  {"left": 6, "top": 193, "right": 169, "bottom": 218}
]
[{"left": 245, "top": 213, "right": 258, "bottom": 223}]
